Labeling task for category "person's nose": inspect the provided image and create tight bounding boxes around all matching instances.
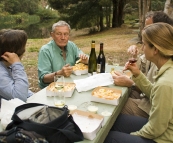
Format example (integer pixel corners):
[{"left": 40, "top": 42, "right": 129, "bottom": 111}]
[{"left": 61, "top": 34, "right": 65, "bottom": 39}]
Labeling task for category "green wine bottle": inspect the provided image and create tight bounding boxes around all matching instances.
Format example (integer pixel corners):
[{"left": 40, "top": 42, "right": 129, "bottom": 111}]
[{"left": 88, "top": 40, "right": 97, "bottom": 76}]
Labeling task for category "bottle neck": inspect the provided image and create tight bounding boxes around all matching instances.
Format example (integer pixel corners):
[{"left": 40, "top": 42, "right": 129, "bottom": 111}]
[
  {"left": 91, "top": 43, "right": 95, "bottom": 49},
  {"left": 99, "top": 46, "right": 104, "bottom": 54}
]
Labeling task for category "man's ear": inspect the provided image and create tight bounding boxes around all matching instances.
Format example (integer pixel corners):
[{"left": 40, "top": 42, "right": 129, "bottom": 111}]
[{"left": 50, "top": 32, "right": 53, "bottom": 37}]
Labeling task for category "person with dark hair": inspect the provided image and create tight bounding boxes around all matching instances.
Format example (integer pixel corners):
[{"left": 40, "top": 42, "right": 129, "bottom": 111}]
[
  {"left": 0, "top": 29, "right": 33, "bottom": 102},
  {"left": 112, "top": 11, "right": 173, "bottom": 118},
  {"left": 38, "top": 20, "right": 88, "bottom": 89},
  {"left": 105, "top": 22, "right": 173, "bottom": 143}
]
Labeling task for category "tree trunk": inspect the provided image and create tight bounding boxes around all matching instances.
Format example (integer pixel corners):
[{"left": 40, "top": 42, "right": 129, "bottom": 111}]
[
  {"left": 118, "top": 0, "right": 126, "bottom": 26},
  {"left": 138, "top": 0, "right": 151, "bottom": 42},
  {"left": 164, "top": 0, "right": 173, "bottom": 18},
  {"left": 138, "top": 0, "right": 142, "bottom": 42},
  {"left": 106, "top": 7, "right": 109, "bottom": 28},
  {"left": 147, "top": 0, "right": 151, "bottom": 11},
  {"left": 99, "top": 5, "right": 104, "bottom": 31},
  {"left": 112, "top": 0, "right": 118, "bottom": 28},
  {"left": 105, "top": 6, "right": 111, "bottom": 28}
]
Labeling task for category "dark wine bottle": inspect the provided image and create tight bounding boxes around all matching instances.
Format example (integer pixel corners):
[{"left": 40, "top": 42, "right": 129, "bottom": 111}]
[
  {"left": 88, "top": 40, "right": 97, "bottom": 76},
  {"left": 97, "top": 43, "right": 106, "bottom": 73}
]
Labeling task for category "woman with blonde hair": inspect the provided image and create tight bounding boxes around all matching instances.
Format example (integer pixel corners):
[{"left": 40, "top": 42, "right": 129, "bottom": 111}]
[{"left": 104, "top": 23, "right": 173, "bottom": 143}]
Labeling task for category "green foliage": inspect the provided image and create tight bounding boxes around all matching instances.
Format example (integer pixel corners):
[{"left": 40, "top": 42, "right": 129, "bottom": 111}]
[
  {"left": 28, "top": 47, "right": 40, "bottom": 52},
  {"left": 151, "top": 0, "right": 165, "bottom": 11},
  {"left": 0, "top": 13, "right": 40, "bottom": 29},
  {"left": 36, "top": 7, "right": 59, "bottom": 21},
  {"left": 48, "top": 0, "right": 101, "bottom": 29},
  {"left": 2, "top": 0, "right": 39, "bottom": 14},
  {"left": 124, "top": 14, "right": 138, "bottom": 22}
]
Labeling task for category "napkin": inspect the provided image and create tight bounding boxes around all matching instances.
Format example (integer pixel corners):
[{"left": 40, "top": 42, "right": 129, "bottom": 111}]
[
  {"left": 74, "top": 73, "right": 114, "bottom": 92},
  {"left": 0, "top": 98, "right": 25, "bottom": 130}
]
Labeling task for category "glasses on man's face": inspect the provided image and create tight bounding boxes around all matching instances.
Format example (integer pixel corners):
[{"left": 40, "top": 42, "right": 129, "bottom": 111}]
[{"left": 55, "top": 32, "right": 69, "bottom": 38}]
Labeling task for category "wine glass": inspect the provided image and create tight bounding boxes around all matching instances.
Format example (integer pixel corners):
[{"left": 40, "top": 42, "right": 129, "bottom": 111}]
[
  {"left": 54, "top": 75, "right": 65, "bottom": 107},
  {"left": 128, "top": 54, "right": 137, "bottom": 64},
  {"left": 112, "top": 56, "right": 120, "bottom": 67}
]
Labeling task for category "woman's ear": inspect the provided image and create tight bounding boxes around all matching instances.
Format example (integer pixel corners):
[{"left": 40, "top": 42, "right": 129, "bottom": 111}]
[{"left": 154, "top": 46, "right": 158, "bottom": 55}]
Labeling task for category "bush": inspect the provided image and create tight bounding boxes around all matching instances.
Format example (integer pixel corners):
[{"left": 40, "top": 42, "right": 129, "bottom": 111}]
[{"left": 36, "top": 8, "right": 59, "bottom": 21}]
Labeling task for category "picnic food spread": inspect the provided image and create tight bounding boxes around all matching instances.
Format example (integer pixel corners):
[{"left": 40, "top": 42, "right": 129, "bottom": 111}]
[
  {"left": 73, "top": 63, "right": 88, "bottom": 71},
  {"left": 47, "top": 82, "right": 76, "bottom": 92},
  {"left": 92, "top": 87, "right": 121, "bottom": 100}
]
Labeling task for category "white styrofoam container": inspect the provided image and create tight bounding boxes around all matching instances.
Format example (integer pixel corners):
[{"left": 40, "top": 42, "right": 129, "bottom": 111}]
[
  {"left": 46, "top": 82, "right": 76, "bottom": 97},
  {"left": 72, "top": 63, "right": 88, "bottom": 75},
  {"left": 71, "top": 110, "right": 104, "bottom": 140},
  {"left": 73, "top": 69, "right": 88, "bottom": 76},
  {"left": 91, "top": 87, "right": 122, "bottom": 106}
]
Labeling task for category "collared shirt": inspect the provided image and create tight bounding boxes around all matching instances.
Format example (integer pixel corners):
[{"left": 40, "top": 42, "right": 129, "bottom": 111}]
[
  {"left": 38, "top": 40, "right": 84, "bottom": 89},
  {"left": 0, "top": 61, "right": 33, "bottom": 102},
  {"left": 131, "top": 59, "right": 173, "bottom": 143}
]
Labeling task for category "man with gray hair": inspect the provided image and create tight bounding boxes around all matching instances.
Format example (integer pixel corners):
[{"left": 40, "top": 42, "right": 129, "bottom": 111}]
[{"left": 38, "top": 20, "right": 88, "bottom": 89}]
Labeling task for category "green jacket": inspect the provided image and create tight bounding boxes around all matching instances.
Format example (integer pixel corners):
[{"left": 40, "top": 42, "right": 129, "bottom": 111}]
[{"left": 131, "top": 59, "right": 173, "bottom": 143}]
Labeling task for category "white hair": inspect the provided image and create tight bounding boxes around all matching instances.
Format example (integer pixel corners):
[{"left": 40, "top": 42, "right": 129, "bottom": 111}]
[{"left": 52, "top": 20, "right": 71, "bottom": 32}]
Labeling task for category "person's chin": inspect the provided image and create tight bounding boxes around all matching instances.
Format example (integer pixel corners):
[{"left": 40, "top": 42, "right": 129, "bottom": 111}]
[{"left": 58, "top": 43, "right": 67, "bottom": 48}]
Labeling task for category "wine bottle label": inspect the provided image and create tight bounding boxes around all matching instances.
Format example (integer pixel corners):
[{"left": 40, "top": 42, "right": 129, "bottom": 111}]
[{"left": 97, "top": 64, "right": 101, "bottom": 73}]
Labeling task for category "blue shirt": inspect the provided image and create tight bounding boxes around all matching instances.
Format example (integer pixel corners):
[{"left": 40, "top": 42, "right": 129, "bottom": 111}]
[
  {"left": 0, "top": 61, "right": 33, "bottom": 102},
  {"left": 38, "top": 40, "right": 84, "bottom": 89}
]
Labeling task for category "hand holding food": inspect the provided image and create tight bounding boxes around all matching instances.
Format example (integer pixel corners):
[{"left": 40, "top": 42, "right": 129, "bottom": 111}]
[
  {"left": 123, "top": 62, "right": 140, "bottom": 77},
  {"left": 78, "top": 54, "right": 88, "bottom": 64},
  {"left": 61, "top": 64, "right": 73, "bottom": 77}
]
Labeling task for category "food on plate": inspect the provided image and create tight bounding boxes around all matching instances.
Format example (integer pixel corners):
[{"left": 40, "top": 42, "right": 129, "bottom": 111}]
[
  {"left": 73, "top": 63, "right": 88, "bottom": 71},
  {"left": 110, "top": 69, "right": 132, "bottom": 78},
  {"left": 76, "top": 59, "right": 81, "bottom": 64},
  {"left": 47, "top": 82, "right": 75, "bottom": 92},
  {"left": 92, "top": 87, "right": 121, "bottom": 100}
]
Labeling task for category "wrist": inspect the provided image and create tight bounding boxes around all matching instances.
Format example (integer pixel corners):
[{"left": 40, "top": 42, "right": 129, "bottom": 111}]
[
  {"left": 133, "top": 71, "right": 140, "bottom": 78},
  {"left": 131, "top": 83, "right": 136, "bottom": 90},
  {"left": 55, "top": 70, "right": 63, "bottom": 76}
]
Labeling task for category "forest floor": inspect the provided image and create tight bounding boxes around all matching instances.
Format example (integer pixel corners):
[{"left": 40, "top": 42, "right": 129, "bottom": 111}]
[{"left": 23, "top": 24, "right": 142, "bottom": 93}]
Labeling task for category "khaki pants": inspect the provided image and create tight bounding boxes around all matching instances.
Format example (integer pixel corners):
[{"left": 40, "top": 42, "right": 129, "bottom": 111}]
[{"left": 121, "top": 90, "right": 149, "bottom": 118}]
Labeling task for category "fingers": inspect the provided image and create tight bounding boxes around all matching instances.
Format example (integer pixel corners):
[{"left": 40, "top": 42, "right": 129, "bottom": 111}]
[
  {"left": 79, "top": 54, "right": 88, "bottom": 64},
  {"left": 79, "top": 54, "right": 88, "bottom": 60},
  {"left": 62, "top": 65, "right": 73, "bottom": 77},
  {"left": 114, "top": 70, "right": 123, "bottom": 76},
  {"left": 1, "top": 52, "right": 20, "bottom": 64}
]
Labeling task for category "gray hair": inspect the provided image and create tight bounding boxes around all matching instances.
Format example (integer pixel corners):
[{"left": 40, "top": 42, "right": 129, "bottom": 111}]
[
  {"left": 145, "top": 11, "right": 154, "bottom": 19},
  {"left": 52, "top": 20, "right": 71, "bottom": 32}
]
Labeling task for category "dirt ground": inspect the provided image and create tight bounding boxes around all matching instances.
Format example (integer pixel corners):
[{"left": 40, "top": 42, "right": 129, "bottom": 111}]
[{"left": 24, "top": 26, "right": 141, "bottom": 93}]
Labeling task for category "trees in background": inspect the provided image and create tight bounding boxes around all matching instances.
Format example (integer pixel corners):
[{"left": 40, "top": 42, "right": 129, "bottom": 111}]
[
  {"left": 1, "top": 0, "right": 39, "bottom": 15},
  {"left": 0, "top": 0, "right": 172, "bottom": 33},
  {"left": 138, "top": 0, "right": 173, "bottom": 41},
  {"left": 48, "top": 0, "right": 127, "bottom": 30},
  {"left": 164, "top": 0, "right": 173, "bottom": 18}
]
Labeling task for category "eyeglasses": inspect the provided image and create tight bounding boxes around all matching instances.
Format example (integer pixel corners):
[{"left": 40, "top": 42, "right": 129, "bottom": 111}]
[{"left": 56, "top": 32, "right": 69, "bottom": 37}]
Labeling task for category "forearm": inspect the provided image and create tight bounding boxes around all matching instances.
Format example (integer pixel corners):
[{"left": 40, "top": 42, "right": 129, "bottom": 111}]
[
  {"left": 0, "top": 63, "right": 29, "bottom": 102},
  {"left": 132, "top": 72, "right": 153, "bottom": 97},
  {"left": 43, "top": 70, "right": 63, "bottom": 83}
]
